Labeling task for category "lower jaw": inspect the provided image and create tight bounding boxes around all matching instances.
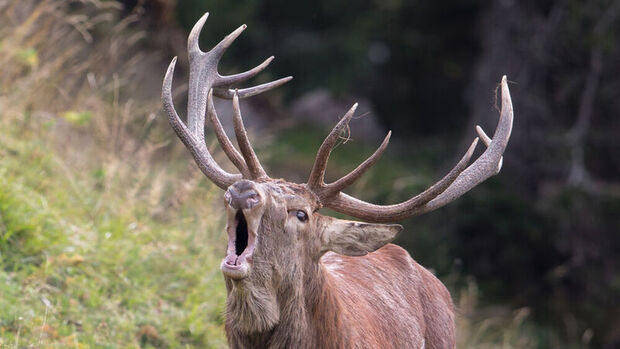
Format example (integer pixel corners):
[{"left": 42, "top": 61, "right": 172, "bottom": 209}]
[{"left": 220, "top": 257, "right": 251, "bottom": 280}]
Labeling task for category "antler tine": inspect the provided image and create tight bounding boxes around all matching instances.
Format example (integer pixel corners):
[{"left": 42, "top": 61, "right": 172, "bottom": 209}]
[
  {"left": 162, "top": 57, "right": 241, "bottom": 189},
  {"left": 476, "top": 125, "right": 502, "bottom": 173},
  {"left": 187, "top": 12, "right": 209, "bottom": 53},
  {"left": 320, "top": 75, "right": 513, "bottom": 222},
  {"left": 186, "top": 12, "right": 211, "bottom": 138},
  {"left": 419, "top": 75, "right": 513, "bottom": 211},
  {"left": 318, "top": 131, "right": 392, "bottom": 200},
  {"left": 207, "top": 90, "right": 251, "bottom": 177},
  {"left": 307, "top": 103, "right": 358, "bottom": 190},
  {"left": 232, "top": 91, "right": 268, "bottom": 179},
  {"left": 214, "top": 76, "right": 294, "bottom": 99},
  {"left": 216, "top": 56, "right": 274, "bottom": 86},
  {"left": 204, "top": 20, "right": 291, "bottom": 98},
  {"left": 210, "top": 24, "right": 247, "bottom": 60},
  {"left": 325, "top": 137, "right": 479, "bottom": 222}
]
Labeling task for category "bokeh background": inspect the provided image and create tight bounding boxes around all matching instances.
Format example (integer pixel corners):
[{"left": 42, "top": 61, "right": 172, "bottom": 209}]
[{"left": 1, "top": 0, "right": 618, "bottom": 347}]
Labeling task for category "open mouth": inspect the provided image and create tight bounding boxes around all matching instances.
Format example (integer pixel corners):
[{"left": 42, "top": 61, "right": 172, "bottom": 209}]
[
  {"left": 221, "top": 210, "right": 257, "bottom": 280},
  {"left": 235, "top": 210, "right": 248, "bottom": 256}
]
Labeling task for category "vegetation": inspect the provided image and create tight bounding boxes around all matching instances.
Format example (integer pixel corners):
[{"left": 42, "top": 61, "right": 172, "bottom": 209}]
[{"left": 0, "top": 1, "right": 230, "bottom": 346}]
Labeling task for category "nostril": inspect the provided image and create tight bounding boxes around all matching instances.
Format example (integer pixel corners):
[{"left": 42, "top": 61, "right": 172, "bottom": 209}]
[
  {"left": 228, "top": 188, "right": 260, "bottom": 210},
  {"left": 247, "top": 195, "right": 259, "bottom": 209},
  {"left": 245, "top": 192, "right": 260, "bottom": 208}
]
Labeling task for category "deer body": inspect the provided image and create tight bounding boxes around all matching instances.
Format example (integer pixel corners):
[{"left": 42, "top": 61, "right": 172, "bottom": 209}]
[
  {"left": 162, "top": 12, "right": 513, "bottom": 349},
  {"left": 225, "top": 245, "right": 454, "bottom": 349}
]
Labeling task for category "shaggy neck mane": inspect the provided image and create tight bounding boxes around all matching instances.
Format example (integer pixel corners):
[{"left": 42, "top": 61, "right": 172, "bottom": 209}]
[{"left": 225, "top": 262, "right": 347, "bottom": 349}]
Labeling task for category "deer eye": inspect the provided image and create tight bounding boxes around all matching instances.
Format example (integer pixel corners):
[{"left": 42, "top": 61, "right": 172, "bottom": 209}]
[{"left": 296, "top": 210, "right": 308, "bottom": 222}]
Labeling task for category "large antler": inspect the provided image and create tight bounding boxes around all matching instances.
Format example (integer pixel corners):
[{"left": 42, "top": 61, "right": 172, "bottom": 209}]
[
  {"left": 162, "top": 13, "right": 290, "bottom": 189},
  {"left": 308, "top": 76, "right": 513, "bottom": 222}
]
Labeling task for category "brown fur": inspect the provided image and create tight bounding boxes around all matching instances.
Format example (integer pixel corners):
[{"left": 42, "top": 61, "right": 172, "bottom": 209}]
[
  {"left": 225, "top": 244, "right": 454, "bottom": 348},
  {"left": 221, "top": 181, "right": 455, "bottom": 349}
]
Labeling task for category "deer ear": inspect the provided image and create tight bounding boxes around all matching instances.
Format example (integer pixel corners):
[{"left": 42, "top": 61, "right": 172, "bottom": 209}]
[{"left": 319, "top": 216, "right": 403, "bottom": 256}]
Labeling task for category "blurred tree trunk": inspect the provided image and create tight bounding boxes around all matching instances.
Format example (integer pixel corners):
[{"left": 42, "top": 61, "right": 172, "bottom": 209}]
[
  {"left": 464, "top": 1, "right": 620, "bottom": 347},
  {"left": 465, "top": 0, "right": 565, "bottom": 191}
]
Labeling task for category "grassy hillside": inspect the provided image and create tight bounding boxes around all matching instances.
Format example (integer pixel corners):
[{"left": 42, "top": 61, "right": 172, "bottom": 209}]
[
  {"left": 0, "top": 113, "right": 228, "bottom": 347},
  {"left": 0, "top": 1, "right": 231, "bottom": 346}
]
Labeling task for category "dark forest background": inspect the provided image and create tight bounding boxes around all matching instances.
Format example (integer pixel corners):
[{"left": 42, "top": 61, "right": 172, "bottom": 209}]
[
  {"left": 160, "top": 1, "right": 620, "bottom": 347},
  {"left": 1, "top": 0, "right": 618, "bottom": 347}
]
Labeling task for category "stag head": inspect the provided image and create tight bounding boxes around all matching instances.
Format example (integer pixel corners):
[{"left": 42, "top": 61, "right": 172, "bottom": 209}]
[{"left": 162, "top": 13, "right": 513, "bottom": 334}]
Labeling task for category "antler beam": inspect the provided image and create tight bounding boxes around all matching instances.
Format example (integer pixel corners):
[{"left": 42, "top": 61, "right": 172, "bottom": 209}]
[{"left": 312, "top": 76, "right": 513, "bottom": 222}]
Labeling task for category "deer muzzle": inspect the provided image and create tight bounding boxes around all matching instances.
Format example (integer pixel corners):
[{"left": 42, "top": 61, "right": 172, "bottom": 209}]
[
  {"left": 221, "top": 181, "right": 265, "bottom": 280},
  {"left": 225, "top": 187, "right": 260, "bottom": 210}
]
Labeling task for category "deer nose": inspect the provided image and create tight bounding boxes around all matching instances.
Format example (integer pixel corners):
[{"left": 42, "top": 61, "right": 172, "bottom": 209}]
[{"left": 225, "top": 184, "right": 261, "bottom": 210}]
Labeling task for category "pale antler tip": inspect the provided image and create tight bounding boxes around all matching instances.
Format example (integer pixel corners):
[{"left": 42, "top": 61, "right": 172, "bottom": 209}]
[
  {"left": 501, "top": 76, "right": 512, "bottom": 105},
  {"left": 381, "top": 131, "right": 392, "bottom": 147},
  {"left": 468, "top": 137, "right": 479, "bottom": 155},
  {"left": 344, "top": 103, "right": 358, "bottom": 123},
  {"left": 380, "top": 131, "right": 392, "bottom": 146},
  {"left": 475, "top": 125, "right": 491, "bottom": 146},
  {"left": 212, "top": 24, "right": 247, "bottom": 57},
  {"left": 163, "top": 57, "right": 178, "bottom": 88},
  {"left": 234, "top": 24, "right": 247, "bottom": 35},
  {"left": 345, "top": 103, "right": 358, "bottom": 118},
  {"left": 499, "top": 75, "right": 514, "bottom": 139},
  {"left": 188, "top": 13, "right": 209, "bottom": 52},
  {"left": 162, "top": 59, "right": 176, "bottom": 103}
]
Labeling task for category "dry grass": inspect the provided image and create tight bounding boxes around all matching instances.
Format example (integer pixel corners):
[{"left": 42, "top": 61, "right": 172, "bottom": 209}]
[{"left": 455, "top": 280, "right": 549, "bottom": 349}]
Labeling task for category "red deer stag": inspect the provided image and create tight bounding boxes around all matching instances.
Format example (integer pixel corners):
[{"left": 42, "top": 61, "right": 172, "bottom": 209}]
[{"left": 162, "top": 13, "right": 513, "bottom": 349}]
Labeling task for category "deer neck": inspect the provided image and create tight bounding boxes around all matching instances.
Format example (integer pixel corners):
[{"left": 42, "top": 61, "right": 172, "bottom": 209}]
[{"left": 224, "top": 261, "right": 346, "bottom": 348}]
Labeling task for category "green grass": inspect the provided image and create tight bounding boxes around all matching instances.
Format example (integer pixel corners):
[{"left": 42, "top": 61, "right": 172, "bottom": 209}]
[
  {"left": 0, "top": 114, "right": 229, "bottom": 347},
  {"left": 0, "top": 1, "right": 230, "bottom": 345}
]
